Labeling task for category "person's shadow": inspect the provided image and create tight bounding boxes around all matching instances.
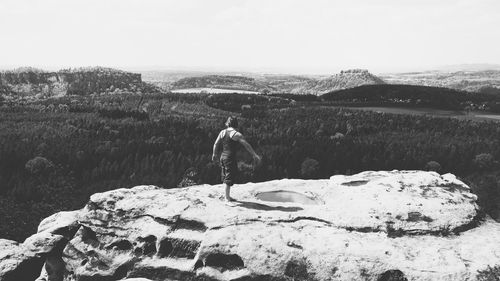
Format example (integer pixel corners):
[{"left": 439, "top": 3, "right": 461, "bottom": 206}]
[{"left": 234, "top": 200, "right": 303, "bottom": 212}]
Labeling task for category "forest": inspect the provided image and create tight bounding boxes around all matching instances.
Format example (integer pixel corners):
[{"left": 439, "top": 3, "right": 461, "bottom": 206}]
[
  {"left": 321, "top": 84, "right": 500, "bottom": 111},
  {"left": 0, "top": 91, "right": 499, "bottom": 241}
]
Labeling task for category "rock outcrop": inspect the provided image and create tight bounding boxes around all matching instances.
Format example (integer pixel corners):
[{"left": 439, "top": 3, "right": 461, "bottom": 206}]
[
  {"left": 0, "top": 238, "right": 48, "bottom": 281},
  {"left": 0, "top": 67, "right": 142, "bottom": 99},
  {"left": 2, "top": 170, "right": 500, "bottom": 281}
]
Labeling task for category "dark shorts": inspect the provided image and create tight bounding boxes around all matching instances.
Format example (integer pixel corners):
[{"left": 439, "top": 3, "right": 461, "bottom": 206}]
[{"left": 220, "top": 157, "right": 238, "bottom": 186}]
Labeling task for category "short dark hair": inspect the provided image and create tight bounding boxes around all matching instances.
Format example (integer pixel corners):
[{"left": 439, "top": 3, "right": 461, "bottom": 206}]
[{"left": 225, "top": 116, "right": 238, "bottom": 128}]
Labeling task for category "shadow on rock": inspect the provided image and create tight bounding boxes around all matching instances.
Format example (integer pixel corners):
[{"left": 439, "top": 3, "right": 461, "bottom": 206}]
[{"left": 235, "top": 200, "right": 303, "bottom": 212}]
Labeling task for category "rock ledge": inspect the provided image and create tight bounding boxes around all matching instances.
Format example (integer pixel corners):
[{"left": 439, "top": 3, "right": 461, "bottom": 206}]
[{"left": 3, "top": 170, "right": 500, "bottom": 281}]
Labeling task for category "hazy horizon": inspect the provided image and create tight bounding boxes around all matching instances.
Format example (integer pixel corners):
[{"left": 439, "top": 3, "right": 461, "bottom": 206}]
[{"left": 1, "top": 0, "right": 500, "bottom": 74}]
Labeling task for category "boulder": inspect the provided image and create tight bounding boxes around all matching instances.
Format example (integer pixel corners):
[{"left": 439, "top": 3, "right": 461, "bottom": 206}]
[
  {"left": 0, "top": 239, "right": 44, "bottom": 281},
  {"left": 23, "top": 232, "right": 66, "bottom": 255},
  {"left": 36, "top": 210, "right": 80, "bottom": 237},
  {"left": 22, "top": 171, "right": 500, "bottom": 280},
  {"left": 0, "top": 232, "right": 70, "bottom": 281}
]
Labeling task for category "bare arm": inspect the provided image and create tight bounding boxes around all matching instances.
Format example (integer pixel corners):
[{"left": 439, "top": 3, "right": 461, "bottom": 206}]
[
  {"left": 212, "top": 131, "right": 223, "bottom": 161},
  {"left": 233, "top": 132, "right": 261, "bottom": 162}
]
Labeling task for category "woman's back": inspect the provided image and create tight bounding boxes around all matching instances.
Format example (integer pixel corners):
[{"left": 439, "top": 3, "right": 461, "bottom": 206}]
[{"left": 220, "top": 128, "right": 239, "bottom": 159}]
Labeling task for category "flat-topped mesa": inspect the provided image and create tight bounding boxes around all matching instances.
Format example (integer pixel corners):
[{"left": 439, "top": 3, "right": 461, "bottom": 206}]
[
  {"left": 292, "top": 69, "right": 385, "bottom": 95},
  {"left": 340, "top": 69, "right": 370, "bottom": 74},
  {"left": 5, "top": 170, "right": 500, "bottom": 281},
  {"left": 0, "top": 67, "right": 142, "bottom": 97}
]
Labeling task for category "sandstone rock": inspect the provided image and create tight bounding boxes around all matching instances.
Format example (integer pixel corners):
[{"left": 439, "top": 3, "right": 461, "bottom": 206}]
[
  {"left": 23, "top": 232, "right": 66, "bottom": 255},
  {"left": 0, "top": 232, "right": 69, "bottom": 281},
  {"left": 28, "top": 170, "right": 500, "bottom": 280},
  {"left": 37, "top": 210, "right": 80, "bottom": 236},
  {"left": 0, "top": 239, "right": 44, "bottom": 281},
  {"left": 35, "top": 255, "right": 65, "bottom": 281}
]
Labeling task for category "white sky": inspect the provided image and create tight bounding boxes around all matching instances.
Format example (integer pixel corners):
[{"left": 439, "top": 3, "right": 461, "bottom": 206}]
[{"left": 0, "top": 0, "right": 499, "bottom": 74}]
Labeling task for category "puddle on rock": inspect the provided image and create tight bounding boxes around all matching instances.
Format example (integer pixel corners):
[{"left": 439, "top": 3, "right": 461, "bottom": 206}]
[
  {"left": 255, "top": 191, "right": 320, "bottom": 205},
  {"left": 341, "top": 180, "right": 369, "bottom": 186}
]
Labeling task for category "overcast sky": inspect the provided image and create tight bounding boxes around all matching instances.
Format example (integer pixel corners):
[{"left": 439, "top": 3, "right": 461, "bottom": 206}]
[{"left": 0, "top": 0, "right": 499, "bottom": 74}]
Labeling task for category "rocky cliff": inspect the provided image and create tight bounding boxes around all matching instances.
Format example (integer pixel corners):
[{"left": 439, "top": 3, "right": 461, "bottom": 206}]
[
  {"left": 1, "top": 170, "right": 499, "bottom": 281},
  {"left": 0, "top": 67, "right": 142, "bottom": 98}
]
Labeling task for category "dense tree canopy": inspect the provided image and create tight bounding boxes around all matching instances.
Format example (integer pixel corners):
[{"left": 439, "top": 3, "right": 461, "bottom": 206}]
[{"left": 0, "top": 92, "right": 499, "bottom": 241}]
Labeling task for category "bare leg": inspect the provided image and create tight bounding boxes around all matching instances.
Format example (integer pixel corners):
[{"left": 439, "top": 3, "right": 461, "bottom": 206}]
[{"left": 225, "top": 184, "right": 235, "bottom": 201}]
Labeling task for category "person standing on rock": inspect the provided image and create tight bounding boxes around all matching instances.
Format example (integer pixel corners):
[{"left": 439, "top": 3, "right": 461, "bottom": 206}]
[{"left": 212, "top": 116, "right": 261, "bottom": 203}]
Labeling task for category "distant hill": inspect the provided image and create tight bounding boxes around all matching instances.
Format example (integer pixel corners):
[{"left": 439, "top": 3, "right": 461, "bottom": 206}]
[
  {"left": 381, "top": 70, "right": 500, "bottom": 93},
  {"left": 140, "top": 70, "right": 227, "bottom": 90},
  {"left": 0, "top": 67, "right": 147, "bottom": 99},
  {"left": 170, "top": 75, "right": 273, "bottom": 92},
  {"left": 433, "top": 64, "right": 500, "bottom": 72},
  {"left": 287, "top": 69, "right": 385, "bottom": 95},
  {"left": 253, "top": 74, "right": 317, "bottom": 93},
  {"left": 138, "top": 67, "right": 500, "bottom": 95},
  {"left": 168, "top": 70, "right": 384, "bottom": 95}
]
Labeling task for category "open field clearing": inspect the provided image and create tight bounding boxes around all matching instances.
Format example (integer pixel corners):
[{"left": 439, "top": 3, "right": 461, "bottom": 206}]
[
  {"left": 343, "top": 106, "right": 500, "bottom": 121},
  {"left": 171, "top": 88, "right": 260, "bottom": 94}
]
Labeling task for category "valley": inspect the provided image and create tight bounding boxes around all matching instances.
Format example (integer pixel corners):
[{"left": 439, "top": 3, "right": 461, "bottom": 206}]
[{"left": 1, "top": 66, "right": 500, "bottom": 242}]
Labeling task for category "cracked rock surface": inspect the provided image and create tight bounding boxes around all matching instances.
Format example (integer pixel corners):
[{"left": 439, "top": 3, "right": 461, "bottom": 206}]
[
  {"left": 0, "top": 239, "right": 44, "bottom": 281},
  {"left": 19, "top": 170, "right": 500, "bottom": 280}
]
